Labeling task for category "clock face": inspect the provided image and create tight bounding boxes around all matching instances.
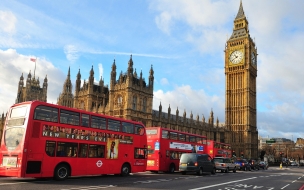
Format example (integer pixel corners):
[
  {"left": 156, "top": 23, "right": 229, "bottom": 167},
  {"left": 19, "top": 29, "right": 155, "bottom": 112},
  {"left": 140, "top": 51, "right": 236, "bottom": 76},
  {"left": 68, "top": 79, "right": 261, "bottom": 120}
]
[
  {"left": 229, "top": 50, "right": 244, "bottom": 64},
  {"left": 251, "top": 52, "right": 256, "bottom": 66}
]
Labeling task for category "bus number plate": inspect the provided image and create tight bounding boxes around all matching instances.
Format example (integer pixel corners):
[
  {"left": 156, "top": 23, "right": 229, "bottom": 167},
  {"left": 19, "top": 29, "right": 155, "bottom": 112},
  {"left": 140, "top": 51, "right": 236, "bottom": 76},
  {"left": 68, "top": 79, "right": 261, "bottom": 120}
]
[{"left": 2, "top": 157, "right": 18, "bottom": 167}]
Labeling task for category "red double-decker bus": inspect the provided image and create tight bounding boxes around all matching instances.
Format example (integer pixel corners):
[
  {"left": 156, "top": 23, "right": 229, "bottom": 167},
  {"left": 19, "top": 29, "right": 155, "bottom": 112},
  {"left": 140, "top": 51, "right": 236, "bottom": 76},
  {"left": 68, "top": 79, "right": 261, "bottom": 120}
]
[
  {"left": 0, "top": 101, "right": 147, "bottom": 180},
  {"left": 146, "top": 127, "right": 207, "bottom": 173},
  {"left": 206, "top": 140, "right": 232, "bottom": 158}
]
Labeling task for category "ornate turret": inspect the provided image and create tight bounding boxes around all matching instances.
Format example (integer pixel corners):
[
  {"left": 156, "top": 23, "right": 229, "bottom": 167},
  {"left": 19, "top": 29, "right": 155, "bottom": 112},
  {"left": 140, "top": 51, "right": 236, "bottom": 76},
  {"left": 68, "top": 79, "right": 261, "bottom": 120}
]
[
  {"left": 75, "top": 69, "right": 81, "bottom": 95},
  {"left": 127, "top": 55, "right": 133, "bottom": 76},
  {"left": 89, "top": 65, "right": 94, "bottom": 86},
  {"left": 149, "top": 65, "right": 154, "bottom": 88},
  {"left": 110, "top": 59, "right": 117, "bottom": 88}
]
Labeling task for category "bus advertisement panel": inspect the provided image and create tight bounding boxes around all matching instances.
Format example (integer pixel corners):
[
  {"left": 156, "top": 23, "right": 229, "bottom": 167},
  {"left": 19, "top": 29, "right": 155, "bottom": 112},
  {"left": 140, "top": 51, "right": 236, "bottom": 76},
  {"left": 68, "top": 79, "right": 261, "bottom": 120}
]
[
  {"left": 0, "top": 101, "right": 147, "bottom": 180},
  {"left": 206, "top": 140, "right": 232, "bottom": 158},
  {"left": 146, "top": 127, "right": 207, "bottom": 173}
]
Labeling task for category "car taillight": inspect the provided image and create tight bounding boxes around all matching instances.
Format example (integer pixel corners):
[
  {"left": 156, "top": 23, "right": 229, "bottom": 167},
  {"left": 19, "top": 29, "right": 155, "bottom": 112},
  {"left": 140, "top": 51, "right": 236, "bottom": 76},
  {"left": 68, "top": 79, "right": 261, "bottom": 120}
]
[
  {"left": 194, "top": 162, "right": 198, "bottom": 166},
  {"left": 252, "top": 162, "right": 254, "bottom": 165},
  {"left": 221, "top": 164, "right": 226, "bottom": 167},
  {"left": 242, "top": 163, "right": 244, "bottom": 166}
]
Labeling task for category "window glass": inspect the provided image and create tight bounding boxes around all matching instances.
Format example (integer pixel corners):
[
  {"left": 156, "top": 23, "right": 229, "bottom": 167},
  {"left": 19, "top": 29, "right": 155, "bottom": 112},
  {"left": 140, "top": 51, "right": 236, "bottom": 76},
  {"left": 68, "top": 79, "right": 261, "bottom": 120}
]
[
  {"left": 185, "top": 135, "right": 189, "bottom": 142},
  {"left": 10, "top": 106, "right": 27, "bottom": 118},
  {"left": 78, "top": 143, "right": 88, "bottom": 158},
  {"left": 108, "top": 119, "right": 121, "bottom": 131},
  {"left": 45, "top": 141, "right": 55, "bottom": 157},
  {"left": 81, "top": 114, "right": 90, "bottom": 127},
  {"left": 162, "top": 130, "right": 169, "bottom": 139},
  {"left": 196, "top": 137, "right": 202, "bottom": 144},
  {"left": 89, "top": 144, "right": 105, "bottom": 158},
  {"left": 179, "top": 133, "right": 185, "bottom": 141},
  {"left": 91, "top": 116, "right": 106, "bottom": 129},
  {"left": 60, "top": 110, "right": 79, "bottom": 125},
  {"left": 134, "top": 148, "right": 147, "bottom": 159},
  {"left": 56, "top": 142, "right": 78, "bottom": 157},
  {"left": 4, "top": 127, "right": 25, "bottom": 151},
  {"left": 34, "top": 106, "right": 58, "bottom": 122},
  {"left": 122, "top": 122, "right": 134, "bottom": 134},
  {"left": 135, "top": 125, "right": 144, "bottom": 135},
  {"left": 189, "top": 136, "right": 196, "bottom": 142},
  {"left": 169, "top": 132, "right": 178, "bottom": 140}
]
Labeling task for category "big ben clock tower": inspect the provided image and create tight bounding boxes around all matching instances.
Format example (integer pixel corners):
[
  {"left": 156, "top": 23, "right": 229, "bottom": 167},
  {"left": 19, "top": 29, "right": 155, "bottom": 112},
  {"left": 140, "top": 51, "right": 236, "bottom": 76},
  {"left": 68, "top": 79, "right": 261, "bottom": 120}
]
[{"left": 225, "top": 1, "right": 258, "bottom": 159}]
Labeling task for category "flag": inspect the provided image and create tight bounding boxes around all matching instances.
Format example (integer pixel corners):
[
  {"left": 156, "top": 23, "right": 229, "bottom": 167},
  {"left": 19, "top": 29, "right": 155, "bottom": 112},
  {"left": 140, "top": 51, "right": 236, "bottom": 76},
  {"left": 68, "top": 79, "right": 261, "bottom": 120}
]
[{"left": 30, "top": 58, "right": 36, "bottom": 62}]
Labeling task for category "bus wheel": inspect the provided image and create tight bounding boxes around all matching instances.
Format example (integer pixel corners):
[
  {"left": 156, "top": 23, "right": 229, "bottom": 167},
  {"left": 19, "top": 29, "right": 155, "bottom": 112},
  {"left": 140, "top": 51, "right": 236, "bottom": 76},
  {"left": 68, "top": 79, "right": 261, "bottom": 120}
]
[
  {"left": 54, "top": 164, "right": 69, "bottom": 181},
  {"left": 121, "top": 163, "right": 130, "bottom": 176},
  {"left": 169, "top": 164, "right": 175, "bottom": 173}
]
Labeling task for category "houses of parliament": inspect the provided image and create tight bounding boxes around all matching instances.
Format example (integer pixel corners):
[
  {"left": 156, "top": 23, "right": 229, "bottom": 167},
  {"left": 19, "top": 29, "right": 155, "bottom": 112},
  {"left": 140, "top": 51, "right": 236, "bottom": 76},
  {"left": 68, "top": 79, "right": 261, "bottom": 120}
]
[{"left": 0, "top": 1, "right": 258, "bottom": 158}]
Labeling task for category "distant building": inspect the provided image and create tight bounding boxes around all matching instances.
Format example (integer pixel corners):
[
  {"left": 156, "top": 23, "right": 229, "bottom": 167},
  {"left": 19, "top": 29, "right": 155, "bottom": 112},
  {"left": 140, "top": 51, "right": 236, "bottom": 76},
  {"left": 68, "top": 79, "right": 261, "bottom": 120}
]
[
  {"left": 57, "top": 56, "right": 229, "bottom": 142},
  {"left": 16, "top": 71, "right": 48, "bottom": 103}
]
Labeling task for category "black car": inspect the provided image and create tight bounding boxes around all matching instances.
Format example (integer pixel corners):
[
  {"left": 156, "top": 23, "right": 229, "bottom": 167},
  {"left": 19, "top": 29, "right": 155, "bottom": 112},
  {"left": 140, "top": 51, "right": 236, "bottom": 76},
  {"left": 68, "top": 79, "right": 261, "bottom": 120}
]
[
  {"left": 234, "top": 159, "right": 251, "bottom": 171},
  {"left": 179, "top": 153, "right": 216, "bottom": 175},
  {"left": 248, "top": 159, "right": 260, "bottom": 170},
  {"left": 259, "top": 161, "right": 268, "bottom": 169}
]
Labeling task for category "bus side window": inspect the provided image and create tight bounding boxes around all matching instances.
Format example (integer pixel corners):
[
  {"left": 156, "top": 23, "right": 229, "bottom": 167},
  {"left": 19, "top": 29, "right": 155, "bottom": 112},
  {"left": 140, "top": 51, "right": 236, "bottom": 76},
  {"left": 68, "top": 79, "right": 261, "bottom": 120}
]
[
  {"left": 122, "top": 122, "right": 134, "bottom": 134},
  {"left": 135, "top": 125, "right": 144, "bottom": 135},
  {"left": 79, "top": 143, "right": 88, "bottom": 158},
  {"left": 81, "top": 114, "right": 90, "bottom": 127},
  {"left": 134, "top": 148, "right": 147, "bottom": 159},
  {"left": 162, "top": 130, "right": 169, "bottom": 139},
  {"left": 45, "top": 140, "right": 56, "bottom": 157}
]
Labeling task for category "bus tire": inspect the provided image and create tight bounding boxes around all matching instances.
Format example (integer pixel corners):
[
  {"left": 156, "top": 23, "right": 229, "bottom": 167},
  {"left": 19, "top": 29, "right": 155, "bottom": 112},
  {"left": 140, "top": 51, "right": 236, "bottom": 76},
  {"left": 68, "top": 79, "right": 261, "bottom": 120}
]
[
  {"left": 54, "top": 164, "right": 70, "bottom": 181},
  {"left": 120, "top": 163, "right": 130, "bottom": 176},
  {"left": 168, "top": 164, "right": 175, "bottom": 173}
]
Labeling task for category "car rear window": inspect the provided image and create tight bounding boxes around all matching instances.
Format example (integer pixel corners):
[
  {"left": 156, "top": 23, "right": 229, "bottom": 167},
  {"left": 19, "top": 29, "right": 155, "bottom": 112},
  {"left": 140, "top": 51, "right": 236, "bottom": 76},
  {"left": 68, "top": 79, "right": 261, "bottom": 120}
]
[
  {"left": 180, "top": 154, "right": 197, "bottom": 162},
  {"left": 213, "top": 158, "right": 224, "bottom": 163}
]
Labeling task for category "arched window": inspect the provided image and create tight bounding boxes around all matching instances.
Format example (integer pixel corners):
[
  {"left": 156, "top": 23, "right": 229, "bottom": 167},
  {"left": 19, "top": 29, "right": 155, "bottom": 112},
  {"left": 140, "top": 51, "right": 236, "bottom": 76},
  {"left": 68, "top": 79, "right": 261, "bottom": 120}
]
[
  {"left": 142, "top": 98, "right": 147, "bottom": 112},
  {"left": 117, "top": 96, "right": 123, "bottom": 106},
  {"left": 133, "top": 96, "right": 137, "bottom": 110}
]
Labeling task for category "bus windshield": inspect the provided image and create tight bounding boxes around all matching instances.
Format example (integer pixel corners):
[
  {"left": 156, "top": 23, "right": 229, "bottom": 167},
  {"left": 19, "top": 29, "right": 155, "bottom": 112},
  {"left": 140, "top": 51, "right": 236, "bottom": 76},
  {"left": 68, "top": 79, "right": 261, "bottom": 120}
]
[{"left": 4, "top": 127, "right": 25, "bottom": 150}]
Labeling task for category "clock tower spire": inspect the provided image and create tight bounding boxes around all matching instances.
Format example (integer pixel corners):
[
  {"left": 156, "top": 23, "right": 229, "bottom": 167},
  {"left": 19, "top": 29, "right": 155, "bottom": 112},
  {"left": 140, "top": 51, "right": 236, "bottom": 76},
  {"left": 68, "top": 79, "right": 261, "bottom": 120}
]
[{"left": 225, "top": 0, "right": 258, "bottom": 159}]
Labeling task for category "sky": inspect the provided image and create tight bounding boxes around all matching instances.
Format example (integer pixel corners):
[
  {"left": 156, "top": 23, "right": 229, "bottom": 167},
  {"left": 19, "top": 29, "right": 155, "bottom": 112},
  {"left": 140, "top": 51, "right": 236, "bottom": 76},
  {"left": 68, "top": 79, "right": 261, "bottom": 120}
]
[{"left": 0, "top": 0, "right": 303, "bottom": 142}]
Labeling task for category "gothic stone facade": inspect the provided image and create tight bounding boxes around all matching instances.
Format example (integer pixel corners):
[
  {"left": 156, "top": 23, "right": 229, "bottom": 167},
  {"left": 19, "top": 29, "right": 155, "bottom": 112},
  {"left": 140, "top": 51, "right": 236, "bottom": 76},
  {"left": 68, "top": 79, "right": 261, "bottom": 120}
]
[
  {"left": 57, "top": 55, "right": 229, "bottom": 143},
  {"left": 16, "top": 71, "right": 48, "bottom": 104},
  {"left": 224, "top": 1, "right": 258, "bottom": 158}
]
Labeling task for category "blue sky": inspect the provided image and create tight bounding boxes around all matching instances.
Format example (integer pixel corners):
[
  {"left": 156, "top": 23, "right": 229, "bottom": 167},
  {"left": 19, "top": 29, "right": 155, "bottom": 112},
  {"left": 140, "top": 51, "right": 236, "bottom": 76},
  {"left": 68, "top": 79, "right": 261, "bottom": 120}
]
[{"left": 0, "top": 0, "right": 303, "bottom": 142}]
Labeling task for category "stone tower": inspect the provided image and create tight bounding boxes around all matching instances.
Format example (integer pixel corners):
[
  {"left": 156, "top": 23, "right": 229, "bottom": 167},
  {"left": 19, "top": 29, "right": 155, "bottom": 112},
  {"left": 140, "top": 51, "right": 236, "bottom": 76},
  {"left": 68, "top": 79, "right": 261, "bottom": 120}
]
[
  {"left": 225, "top": 0, "right": 258, "bottom": 158},
  {"left": 57, "top": 67, "right": 74, "bottom": 107},
  {"left": 106, "top": 55, "right": 154, "bottom": 127},
  {"left": 16, "top": 71, "right": 48, "bottom": 103},
  {"left": 73, "top": 66, "right": 109, "bottom": 113}
]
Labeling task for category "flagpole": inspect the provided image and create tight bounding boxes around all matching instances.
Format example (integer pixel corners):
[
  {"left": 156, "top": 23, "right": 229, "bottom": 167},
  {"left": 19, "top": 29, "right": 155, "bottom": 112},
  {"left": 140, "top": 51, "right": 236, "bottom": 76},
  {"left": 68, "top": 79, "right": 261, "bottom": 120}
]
[{"left": 34, "top": 57, "right": 37, "bottom": 78}]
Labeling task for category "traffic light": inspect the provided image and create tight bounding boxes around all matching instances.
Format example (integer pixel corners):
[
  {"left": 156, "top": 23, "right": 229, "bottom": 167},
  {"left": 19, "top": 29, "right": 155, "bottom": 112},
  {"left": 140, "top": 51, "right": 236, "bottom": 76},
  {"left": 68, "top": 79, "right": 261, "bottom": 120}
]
[
  {"left": 280, "top": 152, "right": 282, "bottom": 157},
  {"left": 241, "top": 152, "right": 244, "bottom": 158}
]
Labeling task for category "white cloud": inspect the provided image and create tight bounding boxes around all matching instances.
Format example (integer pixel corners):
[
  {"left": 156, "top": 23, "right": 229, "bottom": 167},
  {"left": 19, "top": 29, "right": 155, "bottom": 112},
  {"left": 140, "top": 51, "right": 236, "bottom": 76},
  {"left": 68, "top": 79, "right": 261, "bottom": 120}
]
[
  {"left": 0, "top": 11, "right": 17, "bottom": 34},
  {"left": 153, "top": 85, "right": 225, "bottom": 121},
  {"left": 98, "top": 63, "right": 104, "bottom": 80},
  {"left": 155, "top": 12, "right": 172, "bottom": 35},
  {"left": 0, "top": 49, "right": 65, "bottom": 112},
  {"left": 160, "top": 78, "right": 169, "bottom": 85},
  {"left": 64, "top": 45, "right": 79, "bottom": 63}
]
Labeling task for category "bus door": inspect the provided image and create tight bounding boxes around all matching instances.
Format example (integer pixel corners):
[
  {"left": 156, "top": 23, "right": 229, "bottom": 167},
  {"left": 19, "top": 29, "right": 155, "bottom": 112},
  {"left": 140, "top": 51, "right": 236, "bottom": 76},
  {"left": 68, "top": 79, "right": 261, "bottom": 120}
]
[{"left": 82, "top": 144, "right": 107, "bottom": 175}]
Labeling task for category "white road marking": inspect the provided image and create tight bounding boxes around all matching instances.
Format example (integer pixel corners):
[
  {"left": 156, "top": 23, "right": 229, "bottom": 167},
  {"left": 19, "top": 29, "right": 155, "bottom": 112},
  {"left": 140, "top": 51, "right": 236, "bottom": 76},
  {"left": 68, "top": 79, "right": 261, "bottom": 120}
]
[
  {"left": 292, "top": 180, "right": 297, "bottom": 183},
  {"left": 61, "top": 185, "right": 115, "bottom": 190},
  {"left": 188, "top": 177, "right": 257, "bottom": 190},
  {"left": 281, "top": 184, "right": 290, "bottom": 189}
]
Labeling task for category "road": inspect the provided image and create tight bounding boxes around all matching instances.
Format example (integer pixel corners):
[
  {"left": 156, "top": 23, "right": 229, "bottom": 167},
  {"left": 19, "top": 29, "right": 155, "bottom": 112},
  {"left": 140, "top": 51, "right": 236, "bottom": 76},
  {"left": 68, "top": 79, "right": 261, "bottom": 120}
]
[{"left": 0, "top": 167, "right": 303, "bottom": 190}]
